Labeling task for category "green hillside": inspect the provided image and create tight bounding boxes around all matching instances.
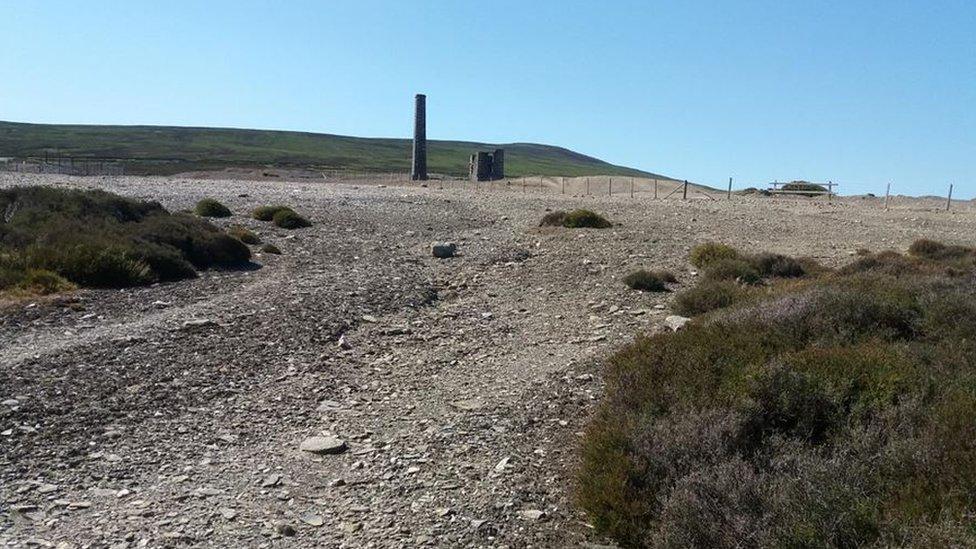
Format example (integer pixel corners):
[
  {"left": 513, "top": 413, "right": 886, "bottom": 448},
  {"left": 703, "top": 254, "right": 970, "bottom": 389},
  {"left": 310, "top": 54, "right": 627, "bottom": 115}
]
[{"left": 0, "top": 121, "right": 666, "bottom": 178}]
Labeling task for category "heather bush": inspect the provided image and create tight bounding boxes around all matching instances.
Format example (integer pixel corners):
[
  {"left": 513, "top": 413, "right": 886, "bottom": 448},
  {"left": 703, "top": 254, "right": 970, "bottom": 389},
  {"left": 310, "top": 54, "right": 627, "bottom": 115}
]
[
  {"left": 540, "top": 209, "right": 612, "bottom": 229},
  {"left": 194, "top": 198, "right": 232, "bottom": 217},
  {"left": 578, "top": 240, "right": 976, "bottom": 547},
  {"left": 689, "top": 242, "right": 739, "bottom": 268},
  {"left": 907, "top": 238, "right": 972, "bottom": 260},
  {"left": 673, "top": 280, "right": 751, "bottom": 316},
  {"left": 272, "top": 208, "right": 312, "bottom": 229},
  {"left": 259, "top": 243, "right": 282, "bottom": 254},
  {"left": 0, "top": 186, "right": 250, "bottom": 293},
  {"left": 252, "top": 205, "right": 293, "bottom": 221},
  {"left": 623, "top": 269, "right": 675, "bottom": 292},
  {"left": 703, "top": 258, "right": 761, "bottom": 285},
  {"left": 539, "top": 210, "right": 567, "bottom": 227},
  {"left": 748, "top": 252, "right": 808, "bottom": 278},
  {"left": 228, "top": 225, "right": 261, "bottom": 244}
]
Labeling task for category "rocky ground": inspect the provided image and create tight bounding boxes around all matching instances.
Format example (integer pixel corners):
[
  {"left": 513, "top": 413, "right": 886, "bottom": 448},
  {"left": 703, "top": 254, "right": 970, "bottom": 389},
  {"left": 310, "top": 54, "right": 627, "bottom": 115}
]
[{"left": 1, "top": 173, "right": 974, "bottom": 548}]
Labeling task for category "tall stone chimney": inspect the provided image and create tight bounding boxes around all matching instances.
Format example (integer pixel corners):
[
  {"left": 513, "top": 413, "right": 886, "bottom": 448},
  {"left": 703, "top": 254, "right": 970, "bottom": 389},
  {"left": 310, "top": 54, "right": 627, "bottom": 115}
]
[{"left": 411, "top": 94, "right": 427, "bottom": 181}]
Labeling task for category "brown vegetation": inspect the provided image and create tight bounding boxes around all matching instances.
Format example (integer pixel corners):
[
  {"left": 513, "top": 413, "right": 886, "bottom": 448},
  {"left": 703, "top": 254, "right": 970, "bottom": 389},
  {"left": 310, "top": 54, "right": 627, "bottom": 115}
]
[{"left": 579, "top": 240, "right": 976, "bottom": 547}]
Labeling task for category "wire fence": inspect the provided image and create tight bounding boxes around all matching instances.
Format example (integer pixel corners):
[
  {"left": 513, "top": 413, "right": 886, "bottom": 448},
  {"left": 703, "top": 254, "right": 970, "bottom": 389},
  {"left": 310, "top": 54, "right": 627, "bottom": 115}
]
[
  {"left": 320, "top": 173, "right": 970, "bottom": 212},
  {"left": 0, "top": 160, "right": 968, "bottom": 213},
  {"left": 0, "top": 158, "right": 125, "bottom": 176}
]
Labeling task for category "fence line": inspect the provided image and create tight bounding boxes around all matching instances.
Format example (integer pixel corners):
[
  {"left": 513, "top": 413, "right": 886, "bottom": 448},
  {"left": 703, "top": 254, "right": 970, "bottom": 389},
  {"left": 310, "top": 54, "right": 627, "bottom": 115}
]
[
  {"left": 0, "top": 158, "right": 125, "bottom": 176},
  {"left": 1, "top": 161, "right": 966, "bottom": 212}
]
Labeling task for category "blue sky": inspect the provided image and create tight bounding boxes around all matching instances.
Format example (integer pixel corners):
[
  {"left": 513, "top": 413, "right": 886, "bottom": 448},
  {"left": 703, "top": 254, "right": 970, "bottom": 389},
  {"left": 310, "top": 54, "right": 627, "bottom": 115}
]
[{"left": 1, "top": 1, "right": 973, "bottom": 197}]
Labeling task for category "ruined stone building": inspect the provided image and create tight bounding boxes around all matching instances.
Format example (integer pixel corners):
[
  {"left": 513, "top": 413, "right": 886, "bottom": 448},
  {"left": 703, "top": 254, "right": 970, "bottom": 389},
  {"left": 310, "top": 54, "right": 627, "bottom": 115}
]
[{"left": 469, "top": 149, "right": 504, "bottom": 181}]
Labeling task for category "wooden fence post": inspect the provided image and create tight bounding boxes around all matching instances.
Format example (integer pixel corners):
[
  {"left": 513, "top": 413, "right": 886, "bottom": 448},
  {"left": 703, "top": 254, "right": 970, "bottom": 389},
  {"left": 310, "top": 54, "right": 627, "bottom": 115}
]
[
  {"left": 946, "top": 184, "right": 953, "bottom": 211},
  {"left": 682, "top": 180, "right": 688, "bottom": 200},
  {"left": 654, "top": 179, "right": 658, "bottom": 199},
  {"left": 609, "top": 177, "right": 613, "bottom": 196},
  {"left": 884, "top": 182, "right": 891, "bottom": 210},
  {"left": 586, "top": 177, "right": 590, "bottom": 195},
  {"left": 630, "top": 177, "right": 634, "bottom": 198},
  {"left": 727, "top": 177, "right": 733, "bottom": 199},
  {"left": 561, "top": 177, "right": 565, "bottom": 194}
]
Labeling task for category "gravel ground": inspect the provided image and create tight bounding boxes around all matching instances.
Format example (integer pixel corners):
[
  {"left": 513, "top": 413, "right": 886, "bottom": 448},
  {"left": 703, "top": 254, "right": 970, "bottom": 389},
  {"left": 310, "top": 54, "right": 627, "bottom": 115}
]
[{"left": 1, "top": 173, "right": 974, "bottom": 548}]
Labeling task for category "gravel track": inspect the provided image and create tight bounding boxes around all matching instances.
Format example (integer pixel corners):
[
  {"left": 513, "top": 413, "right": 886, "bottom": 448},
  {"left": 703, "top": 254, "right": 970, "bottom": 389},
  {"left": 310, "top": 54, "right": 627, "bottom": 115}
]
[{"left": 1, "top": 174, "right": 974, "bottom": 548}]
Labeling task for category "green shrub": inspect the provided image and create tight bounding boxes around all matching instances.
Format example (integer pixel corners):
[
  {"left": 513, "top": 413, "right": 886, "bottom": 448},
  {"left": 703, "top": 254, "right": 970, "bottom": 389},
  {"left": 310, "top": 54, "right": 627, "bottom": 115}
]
[
  {"left": 749, "top": 253, "right": 808, "bottom": 278},
  {"left": 689, "top": 242, "right": 739, "bottom": 268},
  {"left": 0, "top": 255, "right": 75, "bottom": 296},
  {"left": 703, "top": 258, "right": 762, "bottom": 284},
  {"left": 17, "top": 268, "right": 75, "bottom": 295},
  {"left": 539, "top": 210, "right": 568, "bottom": 227},
  {"left": 540, "top": 209, "right": 612, "bottom": 229},
  {"left": 252, "top": 205, "right": 293, "bottom": 221},
  {"left": 623, "top": 269, "right": 672, "bottom": 292},
  {"left": 194, "top": 198, "right": 232, "bottom": 218},
  {"left": 656, "top": 270, "right": 678, "bottom": 283},
  {"left": 563, "top": 209, "right": 612, "bottom": 229},
  {"left": 272, "top": 209, "right": 312, "bottom": 229},
  {"left": 908, "top": 238, "right": 973, "bottom": 261},
  {"left": 228, "top": 225, "right": 261, "bottom": 244},
  {"left": 578, "top": 240, "right": 976, "bottom": 547},
  {"left": 0, "top": 186, "right": 250, "bottom": 292},
  {"left": 259, "top": 243, "right": 282, "bottom": 255},
  {"left": 673, "top": 280, "right": 751, "bottom": 316}
]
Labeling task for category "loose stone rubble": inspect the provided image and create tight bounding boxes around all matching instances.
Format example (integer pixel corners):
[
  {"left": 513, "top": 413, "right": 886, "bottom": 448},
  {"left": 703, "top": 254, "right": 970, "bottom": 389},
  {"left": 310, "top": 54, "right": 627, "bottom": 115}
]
[{"left": 2, "top": 172, "right": 972, "bottom": 547}]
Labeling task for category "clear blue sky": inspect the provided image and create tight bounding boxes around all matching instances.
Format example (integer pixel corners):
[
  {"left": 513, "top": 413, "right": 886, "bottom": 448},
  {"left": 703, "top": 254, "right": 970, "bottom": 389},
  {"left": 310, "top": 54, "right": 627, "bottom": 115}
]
[{"left": 2, "top": 1, "right": 973, "bottom": 197}]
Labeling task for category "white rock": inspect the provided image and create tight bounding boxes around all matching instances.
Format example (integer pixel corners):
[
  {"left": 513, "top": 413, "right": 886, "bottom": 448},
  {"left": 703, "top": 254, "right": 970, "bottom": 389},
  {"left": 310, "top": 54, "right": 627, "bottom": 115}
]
[
  {"left": 299, "top": 436, "right": 347, "bottom": 455},
  {"left": 300, "top": 513, "right": 324, "bottom": 527},
  {"left": 518, "top": 509, "right": 546, "bottom": 521},
  {"left": 181, "top": 318, "right": 216, "bottom": 330},
  {"left": 664, "top": 315, "right": 691, "bottom": 331}
]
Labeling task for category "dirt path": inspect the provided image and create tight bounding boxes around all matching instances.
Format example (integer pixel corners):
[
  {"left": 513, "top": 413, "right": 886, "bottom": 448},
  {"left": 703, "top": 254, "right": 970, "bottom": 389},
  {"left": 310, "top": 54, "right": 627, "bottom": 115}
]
[{"left": 2, "top": 174, "right": 974, "bottom": 548}]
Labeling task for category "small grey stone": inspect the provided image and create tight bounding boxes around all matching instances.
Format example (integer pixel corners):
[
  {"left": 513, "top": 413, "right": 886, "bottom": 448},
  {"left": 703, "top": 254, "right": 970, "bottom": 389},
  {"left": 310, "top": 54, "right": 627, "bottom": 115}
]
[
  {"left": 317, "top": 400, "right": 343, "bottom": 412},
  {"left": 517, "top": 509, "right": 546, "bottom": 521},
  {"left": 181, "top": 319, "right": 216, "bottom": 330},
  {"left": 431, "top": 242, "right": 457, "bottom": 259},
  {"left": 300, "top": 513, "right": 324, "bottom": 527},
  {"left": 299, "top": 436, "right": 347, "bottom": 455}
]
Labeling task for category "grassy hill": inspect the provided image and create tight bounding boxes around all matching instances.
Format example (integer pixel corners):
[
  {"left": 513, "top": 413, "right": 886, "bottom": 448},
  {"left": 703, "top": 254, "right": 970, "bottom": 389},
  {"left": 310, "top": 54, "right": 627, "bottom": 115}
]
[{"left": 0, "top": 121, "right": 666, "bottom": 178}]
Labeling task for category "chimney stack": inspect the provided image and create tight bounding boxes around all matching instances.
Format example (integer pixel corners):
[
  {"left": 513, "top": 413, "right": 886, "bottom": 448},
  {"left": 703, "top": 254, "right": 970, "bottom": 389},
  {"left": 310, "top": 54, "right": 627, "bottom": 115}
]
[{"left": 411, "top": 94, "right": 427, "bottom": 181}]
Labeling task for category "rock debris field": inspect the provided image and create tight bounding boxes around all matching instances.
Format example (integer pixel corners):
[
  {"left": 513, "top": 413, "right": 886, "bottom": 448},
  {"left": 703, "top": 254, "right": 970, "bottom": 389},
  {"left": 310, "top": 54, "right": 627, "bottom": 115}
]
[{"left": 1, "top": 173, "right": 974, "bottom": 548}]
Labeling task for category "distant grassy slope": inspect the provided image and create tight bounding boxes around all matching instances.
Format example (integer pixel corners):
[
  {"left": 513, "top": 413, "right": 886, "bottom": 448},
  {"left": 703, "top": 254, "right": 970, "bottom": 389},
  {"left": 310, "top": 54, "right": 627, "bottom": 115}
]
[{"left": 0, "top": 121, "right": 666, "bottom": 178}]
